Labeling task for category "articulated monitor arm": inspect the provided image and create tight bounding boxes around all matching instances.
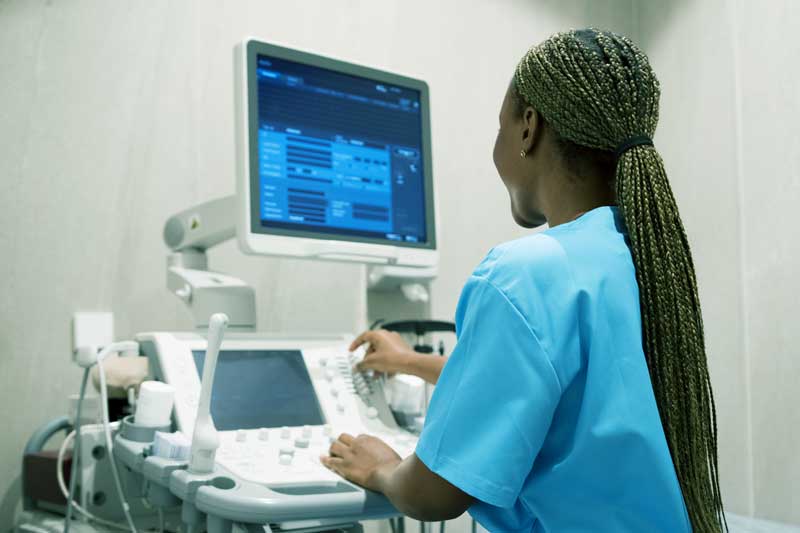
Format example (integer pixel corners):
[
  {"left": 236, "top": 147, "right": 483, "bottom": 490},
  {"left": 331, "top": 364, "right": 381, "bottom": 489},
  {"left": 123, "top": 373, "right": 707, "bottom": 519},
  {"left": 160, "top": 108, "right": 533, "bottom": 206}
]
[
  {"left": 162, "top": 196, "right": 438, "bottom": 331},
  {"left": 163, "top": 196, "right": 256, "bottom": 330}
]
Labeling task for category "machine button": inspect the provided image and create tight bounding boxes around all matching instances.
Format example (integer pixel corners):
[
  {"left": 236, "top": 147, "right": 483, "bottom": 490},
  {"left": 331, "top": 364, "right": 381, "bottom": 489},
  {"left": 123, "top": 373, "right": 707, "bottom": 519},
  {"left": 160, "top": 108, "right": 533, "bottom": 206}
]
[
  {"left": 319, "top": 357, "right": 328, "bottom": 367},
  {"left": 280, "top": 426, "right": 291, "bottom": 439},
  {"left": 395, "top": 436, "right": 413, "bottom": 447},
  {"left": 302, "top": 425, "right": 312, "bottom": 438},
  {"left": 323, "top": 425, "right": 333, "bottom": 436},
  {"left": 294, "top": 437, "right": 310, "bottom": 448},
  {"left": 330, "top": 386, "right": 339, "bottom": 397},
  {"left": 236, "top": 430, "right": 248, "bottom": 442},
  {"left": 279, "top": 454, "right": 292, "bottom": 466},
  {"left": 325, "top": 369, "right": 336, "bottom": 382},
  {"left": 366, "top": 407, "right": 379, "bottom": 419},
  {"left": 336, "top": 402, "right": 345, "bottom": 413},
  {"left": 258, "top": 428, "right": 270, "bottom": 441},
  {"left": 279, "top": 444, "right": 295, "bottom": 456}
]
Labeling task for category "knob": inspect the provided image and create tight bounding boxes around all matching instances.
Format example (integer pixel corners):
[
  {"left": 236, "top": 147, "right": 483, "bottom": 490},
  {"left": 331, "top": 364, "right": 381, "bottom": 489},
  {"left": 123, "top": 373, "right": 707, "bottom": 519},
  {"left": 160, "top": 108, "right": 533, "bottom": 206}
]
[
  {"left": 294, "top": 437, "right": 310, "bottom": 449},
  {"left": 281, "top": 426, "right": 290, "bottom": 439},
  {"left": 279, "top": 454, "right": 292, "bottom": 466},
  {"left": 366, "top": 407, "right": 378, "bottom": 419},
  {"left": 258, "top": 428, "right": 270, "bottom": 441},
  {"left": 236, "top": 430, "right": 247, "bottom": 442}
]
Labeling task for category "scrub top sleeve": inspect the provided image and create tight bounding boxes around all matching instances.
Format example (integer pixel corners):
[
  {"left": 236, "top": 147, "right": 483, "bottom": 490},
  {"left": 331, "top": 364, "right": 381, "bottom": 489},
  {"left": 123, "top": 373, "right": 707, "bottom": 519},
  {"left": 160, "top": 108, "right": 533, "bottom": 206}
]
[{"left": 415, "top": 276, "right": 562, "bottom": 509}]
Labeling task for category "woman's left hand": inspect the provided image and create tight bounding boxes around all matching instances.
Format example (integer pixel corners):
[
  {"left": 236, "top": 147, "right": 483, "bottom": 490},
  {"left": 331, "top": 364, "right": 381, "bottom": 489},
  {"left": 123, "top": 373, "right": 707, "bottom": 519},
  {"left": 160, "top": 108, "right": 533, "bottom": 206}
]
[{"left": 321, "top": 433, "right": 401, "bottom": 492}]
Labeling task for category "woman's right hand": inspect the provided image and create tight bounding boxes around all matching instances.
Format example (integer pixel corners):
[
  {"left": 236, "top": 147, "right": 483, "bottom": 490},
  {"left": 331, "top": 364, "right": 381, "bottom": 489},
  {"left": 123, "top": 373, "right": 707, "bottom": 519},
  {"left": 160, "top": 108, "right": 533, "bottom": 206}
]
[{"left": 349, "top": 330, "right": 415, "bottom": 375}]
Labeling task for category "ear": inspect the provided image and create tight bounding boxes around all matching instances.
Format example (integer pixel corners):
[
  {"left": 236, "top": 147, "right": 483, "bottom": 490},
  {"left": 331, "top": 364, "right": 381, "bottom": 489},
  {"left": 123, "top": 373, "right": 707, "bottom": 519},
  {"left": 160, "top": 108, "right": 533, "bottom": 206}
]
[{"left": 520, "top": 106, "right": 541, "bottom": 154}]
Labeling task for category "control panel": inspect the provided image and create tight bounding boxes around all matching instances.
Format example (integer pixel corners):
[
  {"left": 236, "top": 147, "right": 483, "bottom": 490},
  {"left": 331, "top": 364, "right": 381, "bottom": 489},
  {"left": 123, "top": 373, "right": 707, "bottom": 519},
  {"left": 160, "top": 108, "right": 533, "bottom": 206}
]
[{"left": 137, "top": 332, "right": 418, "bottom": 490}]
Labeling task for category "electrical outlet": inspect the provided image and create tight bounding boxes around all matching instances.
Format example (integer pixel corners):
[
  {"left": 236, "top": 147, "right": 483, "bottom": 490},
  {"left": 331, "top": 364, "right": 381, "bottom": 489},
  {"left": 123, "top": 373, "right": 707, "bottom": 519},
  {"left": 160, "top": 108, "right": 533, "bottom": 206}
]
[{"left": 72, "top": 311, "right": 114, "bottom": 354}]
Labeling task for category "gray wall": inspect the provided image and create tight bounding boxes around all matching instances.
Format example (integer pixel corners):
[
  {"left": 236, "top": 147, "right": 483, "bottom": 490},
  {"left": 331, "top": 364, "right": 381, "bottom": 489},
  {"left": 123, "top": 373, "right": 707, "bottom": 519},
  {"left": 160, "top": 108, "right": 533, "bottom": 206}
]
[
  {"left": 639, "top": 0, "right": 800, "bottom": 523},
  {"left": 5, "top": 0, "right": 798, "bottom": 529},
  {"left": 638, "top": 0, "right": 752, "bottom": 516},
  {"left": 0, "top": 1, "right": 636, "bottom": 530},
  {"left": 734, "top": 0, "right": 800, "bottom": 523}
]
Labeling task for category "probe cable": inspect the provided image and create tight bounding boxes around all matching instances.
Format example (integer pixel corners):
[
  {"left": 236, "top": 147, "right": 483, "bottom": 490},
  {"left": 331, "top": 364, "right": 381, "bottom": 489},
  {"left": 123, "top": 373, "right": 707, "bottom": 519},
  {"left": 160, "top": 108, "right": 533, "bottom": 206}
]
[
  {"left": 57, "top": 429, "right": 131, "bottom": 531},
  {"left": 59, "top": 365, "right": 131, "bottom": 531},
  {"left": 96, "top": 345, "right": 140, "bottom": 533}
]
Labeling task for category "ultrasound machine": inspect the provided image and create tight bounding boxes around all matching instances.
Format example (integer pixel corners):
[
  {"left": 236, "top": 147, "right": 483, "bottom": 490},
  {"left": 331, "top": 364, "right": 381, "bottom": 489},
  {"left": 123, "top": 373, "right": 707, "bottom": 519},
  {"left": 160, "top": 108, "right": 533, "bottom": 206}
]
[{"left": 46, "top": 39, "right": 441, "bottom": 533}]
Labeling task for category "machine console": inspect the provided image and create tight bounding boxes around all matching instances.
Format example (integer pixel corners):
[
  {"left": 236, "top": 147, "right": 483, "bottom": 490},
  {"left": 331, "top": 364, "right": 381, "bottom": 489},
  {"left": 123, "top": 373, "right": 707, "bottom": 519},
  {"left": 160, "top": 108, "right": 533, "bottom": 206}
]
[{"left": 138, "top": 332, "right": 417, "bottom": 490}]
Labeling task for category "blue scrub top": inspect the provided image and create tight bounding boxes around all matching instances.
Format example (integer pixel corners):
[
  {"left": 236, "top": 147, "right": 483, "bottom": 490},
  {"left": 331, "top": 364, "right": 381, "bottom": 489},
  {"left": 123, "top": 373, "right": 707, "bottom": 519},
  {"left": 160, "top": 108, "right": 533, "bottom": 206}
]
[{"left": 415, "top": 206, "right": 691, "bottom": 532}]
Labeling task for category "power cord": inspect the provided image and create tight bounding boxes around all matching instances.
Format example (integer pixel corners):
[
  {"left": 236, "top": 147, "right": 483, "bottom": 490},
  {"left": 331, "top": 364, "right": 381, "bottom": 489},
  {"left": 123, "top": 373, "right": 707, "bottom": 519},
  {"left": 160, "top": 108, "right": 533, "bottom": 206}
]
[{"left": 64, "top": 368, "right": 88, "bottom": 533}]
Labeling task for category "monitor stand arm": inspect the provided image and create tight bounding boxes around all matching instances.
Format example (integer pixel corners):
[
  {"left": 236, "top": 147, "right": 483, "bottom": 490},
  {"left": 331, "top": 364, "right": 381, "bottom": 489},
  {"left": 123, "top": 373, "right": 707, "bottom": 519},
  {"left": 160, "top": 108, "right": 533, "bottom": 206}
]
[
  {"left": 365, "top": 265, "right": 437, "bottom": 331},
  {"left": 367, "top": 265, "right": 436, "bottom": 303},
  {"left": 162, "top": 195, "right": 437, "bottom": 331},
  {"left": 164, "top": 196, "right": 256, "bottom": 331}
]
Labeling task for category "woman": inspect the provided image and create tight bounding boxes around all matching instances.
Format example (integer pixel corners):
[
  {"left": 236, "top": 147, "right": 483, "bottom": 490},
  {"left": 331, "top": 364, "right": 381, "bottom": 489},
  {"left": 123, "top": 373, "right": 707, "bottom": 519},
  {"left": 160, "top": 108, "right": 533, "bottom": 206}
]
[{"left": 321, "top": 28, "right": 724, "bottom": 532}]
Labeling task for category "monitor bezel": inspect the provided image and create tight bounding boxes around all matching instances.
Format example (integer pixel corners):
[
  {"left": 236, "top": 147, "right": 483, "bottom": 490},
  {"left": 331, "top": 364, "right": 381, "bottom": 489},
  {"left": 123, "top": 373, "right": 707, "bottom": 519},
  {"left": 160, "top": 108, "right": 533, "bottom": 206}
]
[{"left": 235, "top": 38, "right": 438, "bottom": 267}]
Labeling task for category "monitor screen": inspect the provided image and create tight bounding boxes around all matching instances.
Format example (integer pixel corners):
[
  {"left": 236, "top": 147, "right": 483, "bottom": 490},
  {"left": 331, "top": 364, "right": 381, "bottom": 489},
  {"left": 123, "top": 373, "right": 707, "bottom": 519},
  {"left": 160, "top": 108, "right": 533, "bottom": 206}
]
[
  {"left": 246, "top": 47, "right": 434, "bottom": 248},
  {"left": 192, "top": 349, "right": 325, "bottom": 430}
]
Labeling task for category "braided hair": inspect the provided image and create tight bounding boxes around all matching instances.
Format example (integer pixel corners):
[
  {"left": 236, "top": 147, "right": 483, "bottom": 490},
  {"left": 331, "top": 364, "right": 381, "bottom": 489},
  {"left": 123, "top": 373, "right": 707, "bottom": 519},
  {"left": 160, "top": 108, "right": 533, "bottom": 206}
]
[{"left": 512, "top": 29, "right": 725, "bottom": 531}]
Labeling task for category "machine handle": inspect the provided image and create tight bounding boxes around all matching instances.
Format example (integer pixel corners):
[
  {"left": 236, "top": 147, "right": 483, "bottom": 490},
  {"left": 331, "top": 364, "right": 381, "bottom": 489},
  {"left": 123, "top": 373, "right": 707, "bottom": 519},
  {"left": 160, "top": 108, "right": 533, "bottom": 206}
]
[
  {"left": 23, "top": 416, "right": 72, "bottom": 455},
  {"left": 195, "top": 482, "right": 369, "bottom": 524},
  {"left": 22, "top": 416, "right": 72, "bottom": 511}
]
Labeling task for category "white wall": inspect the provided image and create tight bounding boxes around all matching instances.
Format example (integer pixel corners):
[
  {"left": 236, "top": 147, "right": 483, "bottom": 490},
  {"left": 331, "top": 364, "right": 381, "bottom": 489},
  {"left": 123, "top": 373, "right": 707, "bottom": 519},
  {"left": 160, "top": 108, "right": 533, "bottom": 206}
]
[
  {"left": 637, "top": 0, "right": 753, "bottom": 516},
  {"left": 7, "top": 0, "right": 797, "bottom": 529},
  {"left": 639, "top": 0, "right": 800, "bottom": 524},
  {"left": 0, "top": 1, "right": 636, "bottom": 530},
  {"left": 732, "top": 0, "right": 800, "bottom": 524}
]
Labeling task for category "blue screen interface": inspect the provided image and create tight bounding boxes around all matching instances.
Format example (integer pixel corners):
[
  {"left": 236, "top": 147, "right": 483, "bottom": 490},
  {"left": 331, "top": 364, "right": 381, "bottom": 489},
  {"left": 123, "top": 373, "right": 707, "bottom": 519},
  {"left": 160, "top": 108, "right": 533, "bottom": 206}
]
[
  {"left": 192, "top": 350, "right": 325, "bottom": 430},
  {"left": 255, "top": 54, "right": 427, "bottom": 244}
]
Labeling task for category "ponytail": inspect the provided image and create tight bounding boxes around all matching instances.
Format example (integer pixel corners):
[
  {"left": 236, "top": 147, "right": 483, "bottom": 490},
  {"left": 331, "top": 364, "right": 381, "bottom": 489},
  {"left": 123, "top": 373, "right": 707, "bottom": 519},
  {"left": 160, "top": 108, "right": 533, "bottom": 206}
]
[{"left": 514, "top": 29, "right": 726, "bottom": 531}]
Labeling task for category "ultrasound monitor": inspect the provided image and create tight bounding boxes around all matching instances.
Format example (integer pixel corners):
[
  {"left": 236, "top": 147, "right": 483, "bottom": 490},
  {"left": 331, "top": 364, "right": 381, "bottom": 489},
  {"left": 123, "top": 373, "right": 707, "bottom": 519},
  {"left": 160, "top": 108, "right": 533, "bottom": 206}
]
[
  {"left": 235, "top": 39, "right": 437, "bottom": 267},
  {"left": 192, "top": 349, "right": 325, "bottom": 431}
]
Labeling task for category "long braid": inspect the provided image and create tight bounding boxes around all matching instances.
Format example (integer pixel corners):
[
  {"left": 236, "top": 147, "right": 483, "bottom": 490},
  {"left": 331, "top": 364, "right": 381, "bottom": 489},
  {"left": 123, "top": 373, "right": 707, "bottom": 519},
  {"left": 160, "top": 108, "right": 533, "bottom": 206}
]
[{"left": 513, "top": 29, "right": 725, "bottom": 531}]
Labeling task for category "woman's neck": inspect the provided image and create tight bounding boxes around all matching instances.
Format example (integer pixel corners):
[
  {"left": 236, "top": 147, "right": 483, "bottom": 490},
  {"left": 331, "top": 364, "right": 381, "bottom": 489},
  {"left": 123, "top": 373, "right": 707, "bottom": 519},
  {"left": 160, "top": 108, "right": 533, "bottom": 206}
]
[{"left": 541, "top": 171, "right": 616, "bottom": 227}]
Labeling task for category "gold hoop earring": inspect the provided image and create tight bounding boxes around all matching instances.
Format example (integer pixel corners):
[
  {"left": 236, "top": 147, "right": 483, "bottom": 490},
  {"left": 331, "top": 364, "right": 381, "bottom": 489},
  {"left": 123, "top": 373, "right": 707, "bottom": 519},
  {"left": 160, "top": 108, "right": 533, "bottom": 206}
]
[{"left": 520, "top": 149, "right": 527, "bottom": 158}]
